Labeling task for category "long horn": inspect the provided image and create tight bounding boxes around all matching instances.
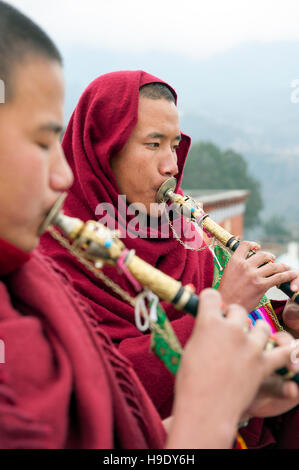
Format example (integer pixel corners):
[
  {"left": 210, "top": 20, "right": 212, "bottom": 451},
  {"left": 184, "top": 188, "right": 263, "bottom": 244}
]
[
  {"left": 157, "top": 177, "right": 299, "bottom": 305},
  {"left": 41, "top": 195, "right": 299, "bottom": 385}
]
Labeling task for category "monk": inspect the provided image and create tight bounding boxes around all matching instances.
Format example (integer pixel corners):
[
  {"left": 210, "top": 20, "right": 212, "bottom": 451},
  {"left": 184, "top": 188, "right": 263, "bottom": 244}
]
[
  {"left": 2, "top": 0, "right": 298, "bottom": 449},
  {"left": 41, "top": 71, "right": 299, "bottom": 447}
]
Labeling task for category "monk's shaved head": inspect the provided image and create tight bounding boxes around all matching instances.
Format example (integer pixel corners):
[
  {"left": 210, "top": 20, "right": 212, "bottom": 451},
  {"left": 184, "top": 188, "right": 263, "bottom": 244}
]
[
  {"left": 0, "top": 0, "right": 62, "bottom": 102},
  {"left": 139, "top": 83, "right": 176, "bottom": 104}
]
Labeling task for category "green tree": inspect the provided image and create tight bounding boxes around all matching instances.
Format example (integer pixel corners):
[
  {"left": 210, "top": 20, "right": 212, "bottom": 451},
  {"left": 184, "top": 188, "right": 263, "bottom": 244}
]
[{"left": 182, "top": 141, "right": 263, "bottom": 228}]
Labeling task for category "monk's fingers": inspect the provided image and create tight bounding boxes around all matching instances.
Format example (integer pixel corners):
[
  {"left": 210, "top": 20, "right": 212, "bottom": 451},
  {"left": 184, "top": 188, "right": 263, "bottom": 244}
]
[
  {"left": 249, "top": 320, "right": 271, "bottom": 350},
  {"left": 263, "top": 342, "right": 299, "bottom": 377},
  {"left": 247, "top": 250, "right": 276, "bottom": 268},
  {"left": 280, "top": 380, "right": 299, "bottom": 400},
  {"left": 258, "top": 375, "right": 299, "bottom": 400},
  {"left": 259, "top": 375, "right": 288, "bottom": 398},
  {"left": 225, "top": 304, "right": 249, "bottom": 329},
  {"left": 266, "top": 270, "right": 298, "bottom": 290},
  {"left": 274, "top": 331, "right": 295, "bottom": 346},
  {"left": 197, "top": 289, "right": 222, "bottom": 325},
  {"left": 234, "top": 240, "right": 260, "bottom": 259},
  {"left": 290, "top": 274, "right": 299, "bottom": 292},
  {"left": 258, "top": 262, "right": 289, "bottom": 278}
]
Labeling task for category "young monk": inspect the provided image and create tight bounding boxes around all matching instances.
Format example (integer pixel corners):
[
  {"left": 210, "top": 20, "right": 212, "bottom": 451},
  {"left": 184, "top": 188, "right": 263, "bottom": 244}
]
[
  {"left": 2, "top": 0, "right": 298, "bottom": 449},
  {"left": 40, "top": 70, "right": 299, "bottom": 447}
]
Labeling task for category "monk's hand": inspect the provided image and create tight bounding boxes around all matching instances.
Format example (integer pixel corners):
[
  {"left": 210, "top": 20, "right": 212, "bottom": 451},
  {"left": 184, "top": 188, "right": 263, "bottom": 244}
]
[
  {"left": 167, "top": 290, "right": 295, "bottom": 449},
  {"left": 245, "top": 331, "right": 299, "bottom": 418},
  {"left": 218, "top": 241, "right": 298, "bottom": 313}
]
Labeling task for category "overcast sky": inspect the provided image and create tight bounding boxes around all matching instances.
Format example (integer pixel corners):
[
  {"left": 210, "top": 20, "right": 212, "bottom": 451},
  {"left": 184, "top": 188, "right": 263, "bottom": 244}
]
[{"left": 7, "top": 0, "right": 299, "bottom": 60}]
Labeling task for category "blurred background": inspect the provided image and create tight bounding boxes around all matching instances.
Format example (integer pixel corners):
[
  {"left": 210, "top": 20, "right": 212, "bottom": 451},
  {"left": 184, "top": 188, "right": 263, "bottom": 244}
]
[{"left": 8, "top": 0, "right": 299, "bottom": 278}]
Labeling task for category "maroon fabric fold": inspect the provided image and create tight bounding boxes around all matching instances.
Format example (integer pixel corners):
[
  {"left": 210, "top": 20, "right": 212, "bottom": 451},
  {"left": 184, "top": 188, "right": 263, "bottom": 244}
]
[
  {"left": 0, "top": 237, "right": 30, "bottom": 277},
  {"left": 40, "top": 70, "right": 215, "bottom": 418},
  {"left": 271, "top": 300, "right": 287, "bottom": 324},
  {"left": 0, "top": 250, "right": 165, "bottom": 448}
]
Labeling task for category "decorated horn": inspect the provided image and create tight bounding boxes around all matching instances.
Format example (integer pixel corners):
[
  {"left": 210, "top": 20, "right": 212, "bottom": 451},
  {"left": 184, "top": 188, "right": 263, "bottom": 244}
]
[
  {"left": 39, "top": 193, "right": 199, "bottom": 316},
  {"left": 156, "top": 177, "right": 299, "bottom": 306},
  {"left": 40, "top": 193, "right": 299, "bottom": 385}
]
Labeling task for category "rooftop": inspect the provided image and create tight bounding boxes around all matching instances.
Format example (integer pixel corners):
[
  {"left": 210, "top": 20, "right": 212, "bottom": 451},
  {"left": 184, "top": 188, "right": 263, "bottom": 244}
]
[{"left": 182, "top": 189, "right": 250, "bottom": 204}]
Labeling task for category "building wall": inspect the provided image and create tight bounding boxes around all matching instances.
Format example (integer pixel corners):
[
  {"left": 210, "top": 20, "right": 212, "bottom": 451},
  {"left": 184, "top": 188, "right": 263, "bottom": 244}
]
[
  {"left": 188, "top": 191, "right": 249, "bottom": 242},
  {"left": 203, "top": 201, "right": 247, "bottom": 240},
  {"left": 221, "top": 214, "right": 244, "bottom": 239}
]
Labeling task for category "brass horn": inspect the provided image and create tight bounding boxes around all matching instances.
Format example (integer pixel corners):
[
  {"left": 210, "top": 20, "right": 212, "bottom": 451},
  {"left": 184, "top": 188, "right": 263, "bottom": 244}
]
[
  {"left": 41, "top": 193, "right": 299, "bottom": 385},
  {"left": 156, "top": 177, "right": 299, "bottom": 305}
]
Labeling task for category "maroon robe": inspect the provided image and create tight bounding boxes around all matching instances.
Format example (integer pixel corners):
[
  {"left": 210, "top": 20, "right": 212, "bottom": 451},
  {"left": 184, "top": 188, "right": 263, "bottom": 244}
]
[{"left": 0, "top": 237, "right": 165, "bottom": 448}]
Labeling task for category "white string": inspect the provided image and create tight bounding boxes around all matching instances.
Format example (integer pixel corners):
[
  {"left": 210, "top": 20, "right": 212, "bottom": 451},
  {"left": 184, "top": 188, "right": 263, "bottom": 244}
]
[
  {"left": 208, "top": 238, "right": 224, "bottom": 272},
  {"left": 134, "top": 289, "right": 159, "bottom": 332},
  {"left": 149, "top": 292, "right": 159, "bottom": 323},
  {"left": 135, "top": 292, "right": 150, "bottom": 332}
]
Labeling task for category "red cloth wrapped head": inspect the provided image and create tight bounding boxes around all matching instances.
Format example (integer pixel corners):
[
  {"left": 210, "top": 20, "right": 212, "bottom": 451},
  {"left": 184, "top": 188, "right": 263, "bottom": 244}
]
[{"left": 40, "top": 70, "right": 214, "bottom": 418}]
